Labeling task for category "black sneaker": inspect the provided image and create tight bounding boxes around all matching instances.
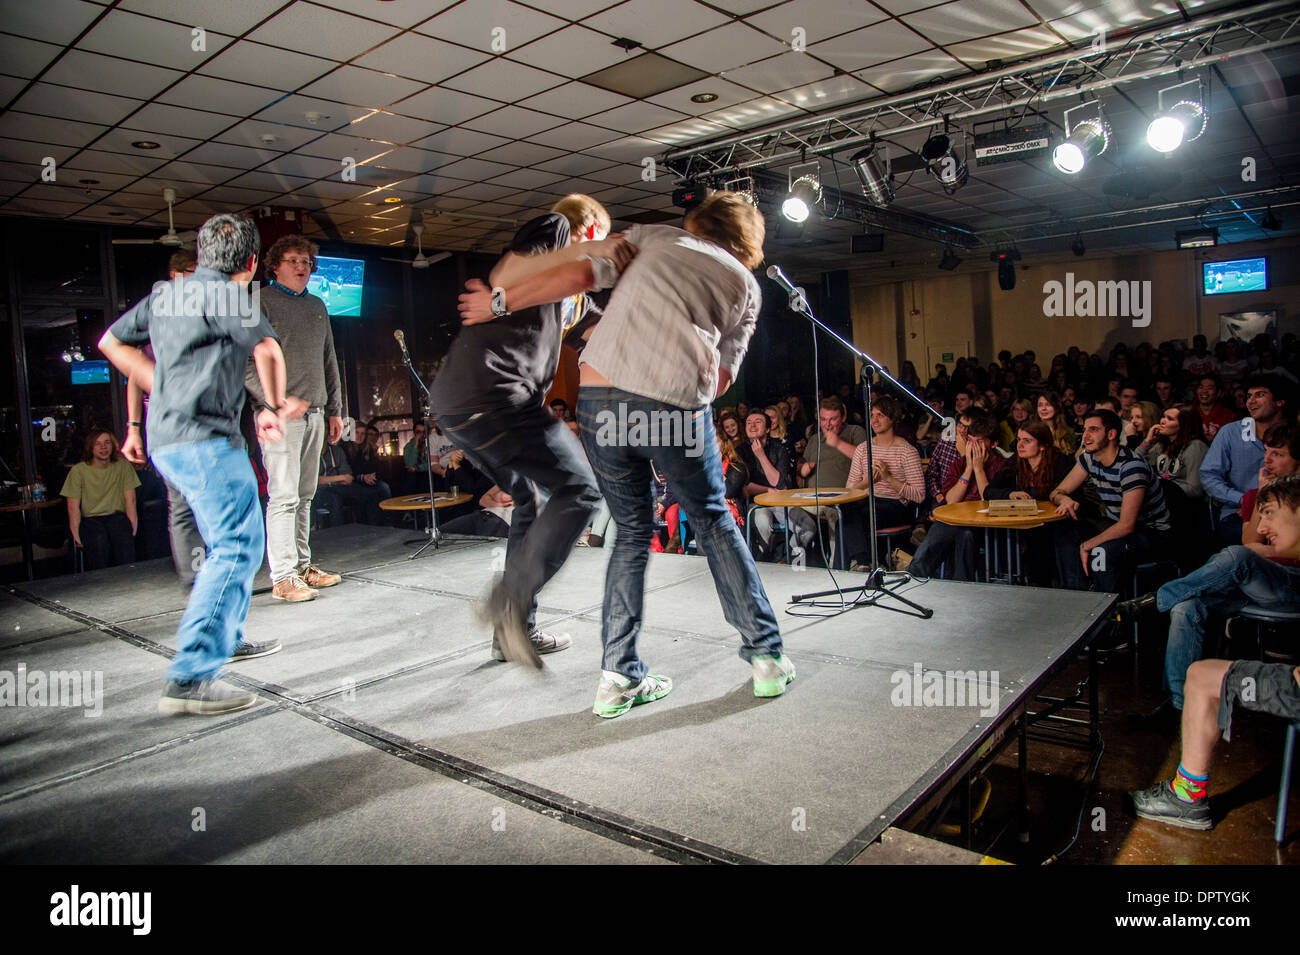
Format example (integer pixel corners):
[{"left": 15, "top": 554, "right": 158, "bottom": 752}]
[
  {"left": 1115, "top": 591, "right": 1159, "bottom": 621},
  {"left": 158, "top": 679, "right": 257, "bottom": 716},
  {"left": 230, "top": 639, "right": 282, "bottom": 662},
  {"left": 1129, "top": 780, "right": 1213, "bottom": 830}
]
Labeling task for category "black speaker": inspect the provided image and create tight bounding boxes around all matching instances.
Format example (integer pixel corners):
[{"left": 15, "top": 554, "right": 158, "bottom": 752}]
[
  {"left": 850, "top": 233, "right": 884, "bottom": 254},
  {"left": 997, "top": 258, "right": 1016, "bottom": 290}
]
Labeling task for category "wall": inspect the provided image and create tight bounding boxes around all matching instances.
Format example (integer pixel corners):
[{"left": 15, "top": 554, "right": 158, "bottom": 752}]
[{"left": 848, "top": 235, "right": 1300, "bottom": 377}]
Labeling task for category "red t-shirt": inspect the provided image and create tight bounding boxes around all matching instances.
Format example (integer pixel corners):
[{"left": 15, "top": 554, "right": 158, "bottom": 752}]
[{"left": 1198, "top": 404, "right": 1237, "bottom": 439}]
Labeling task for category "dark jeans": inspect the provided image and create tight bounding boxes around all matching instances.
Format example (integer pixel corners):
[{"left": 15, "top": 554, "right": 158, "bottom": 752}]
[
  {"left": 1051, "top": 517, "right": 1171, "bottom": 592},
  {"left": 911, "top": 520, "right": 977, "bottom": 580},
  {"left": 314, "top": 480, "right": 390, "bottom": 526},
  {"left": 438, "top": 401, "right": 600, "bottom": 632},
  {"left": 442, "top": 510, "right": 510, "bottom": 538},
  {"left": 165, "top": 477, "right": 206, "bottom": 585},
  {"left": 577, "top": 386, "right": 783, "bottom": 681},
  {"left": 841, "top": 497, "right": 915, "bottom": 566},
  {"left": 79, "top": 512, "right": 135, "bottom": 570}
]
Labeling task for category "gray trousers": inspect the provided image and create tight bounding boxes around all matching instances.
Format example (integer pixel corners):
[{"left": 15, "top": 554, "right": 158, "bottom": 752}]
[
  {"left": 261, "top": 412, "right": 325, "bottom": 583},
  {"left": 165, "top": 477, "right": 207, "bottom": 585}
]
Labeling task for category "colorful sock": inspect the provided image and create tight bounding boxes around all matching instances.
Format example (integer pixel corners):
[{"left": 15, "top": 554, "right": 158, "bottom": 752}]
[{"left": 1171, "top": 764, "right": 1208, "bottom": 803}]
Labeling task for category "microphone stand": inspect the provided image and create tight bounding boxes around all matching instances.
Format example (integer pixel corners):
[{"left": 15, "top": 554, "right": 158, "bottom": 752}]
[
  {"left": 397, "top": 334, "right": 442, "bottom": 560},
  {"left": 767, "top": 267, "right": 944, "bottom": 620}
]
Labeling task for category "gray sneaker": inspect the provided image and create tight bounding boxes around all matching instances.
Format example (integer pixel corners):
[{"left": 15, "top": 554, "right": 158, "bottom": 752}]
[
  {"left": 593, "top": 671, "right": 673, "bottom": 718},
  {"left": 158, "top": 678, "right": 257, "bottom": 716},
  {"left": 1129, "top": 780, "right": 1213, "bottom": 830},
  {"left": 751, "top": 653, "right": 796, "bottom": 697},
  {"left": 478, "top": 581, "right": 541, "bottom": 669},
  {"left": 491, "top": 629, "right": 572, "bottom": 662},
  {"left": 230, "top": 638, "right": 282, "bottom": 661}
]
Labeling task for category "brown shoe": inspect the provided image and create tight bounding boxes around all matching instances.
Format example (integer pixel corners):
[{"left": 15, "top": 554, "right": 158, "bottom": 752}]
[
  {"left": 272, "top": 575, "right": 318, "bottom": 602},
  {"left": 301, "top": 564, "right": 341, "bottom": 588}
]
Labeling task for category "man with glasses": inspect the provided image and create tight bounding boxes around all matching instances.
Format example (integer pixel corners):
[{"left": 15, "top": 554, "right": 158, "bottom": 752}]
[{"left": 245, "top": 237, "right": 344, "bottom": 603}]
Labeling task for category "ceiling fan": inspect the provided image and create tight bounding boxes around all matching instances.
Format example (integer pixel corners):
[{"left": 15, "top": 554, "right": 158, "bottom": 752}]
[
  {"left": 380, "top": 223, "right": 450, "bottom": 269},
  {"left": 111, "top": 188, "right": 198, "bottom": 247}
]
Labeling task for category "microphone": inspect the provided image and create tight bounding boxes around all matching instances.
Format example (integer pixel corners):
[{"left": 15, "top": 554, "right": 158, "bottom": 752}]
[
  {"left": 394, "top": 329, "right": 411, "bottom": 364},
  {"left": 765, "top": 264, "right": 809, "bottom": 314}
]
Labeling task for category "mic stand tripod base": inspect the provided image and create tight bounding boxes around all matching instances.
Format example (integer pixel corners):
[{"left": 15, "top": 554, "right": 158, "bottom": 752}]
[{"left": 790, "top": 566, "right": 934, "bottom": 619}]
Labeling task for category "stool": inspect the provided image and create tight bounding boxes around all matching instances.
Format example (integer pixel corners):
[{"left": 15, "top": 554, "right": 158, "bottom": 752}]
[
  {"left": 1224, "top": 604, "right": 1300, "bottom": 662},
  {"left": 1129, "top": 559, "right": 1180, "bottom": 647},
  {"left": 1278, "top": 722, "right": 1299, "bottom": 846}
]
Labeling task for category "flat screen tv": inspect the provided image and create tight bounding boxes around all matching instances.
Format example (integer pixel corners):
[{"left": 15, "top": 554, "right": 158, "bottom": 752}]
[
  {"left": 70, "top": 360, "right": 110, "bottom": 385},
  {"left": 1203, "top": 257, "right": 1267, "bottom": 295},
  {"left": 308, "top": 255, "right": 365, "bottom": 317}
]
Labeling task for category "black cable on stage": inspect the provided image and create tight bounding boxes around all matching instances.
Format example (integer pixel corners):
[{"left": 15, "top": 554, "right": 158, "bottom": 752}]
[{"left": 1041, "top": 734, "right": 1107, "bottom": 865}]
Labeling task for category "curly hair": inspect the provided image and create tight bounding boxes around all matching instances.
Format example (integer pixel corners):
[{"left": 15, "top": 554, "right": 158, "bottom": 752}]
[{"left": 264, "top": 235, "right": 318, "bottom": 279}]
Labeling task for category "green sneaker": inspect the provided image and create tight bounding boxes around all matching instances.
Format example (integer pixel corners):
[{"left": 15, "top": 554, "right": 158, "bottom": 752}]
[
  {"left": 593, "top": 671, "right": 672, "bottom": 719},
  {"left": 751, "top": 653, "right": 796, "bottom": 697}
]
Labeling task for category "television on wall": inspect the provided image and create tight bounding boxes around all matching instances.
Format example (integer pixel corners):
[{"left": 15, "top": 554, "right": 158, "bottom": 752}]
[
  {"left": 70, "top": 360, "right": 110, "bottom": 385},
  {"left": 308, "top": 255, "right": 365, "bottom": 317},
  {"left": 1203, "top": 257, "right": 1267, "bottom": 295}
]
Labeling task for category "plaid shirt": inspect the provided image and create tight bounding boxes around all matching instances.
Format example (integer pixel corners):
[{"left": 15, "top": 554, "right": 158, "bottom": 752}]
[{"left": 926, "top": 438, "right": 961, "bottom": 504}]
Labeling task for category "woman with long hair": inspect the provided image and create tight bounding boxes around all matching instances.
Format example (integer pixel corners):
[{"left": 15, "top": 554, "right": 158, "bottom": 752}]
[
  {"left": 984, "top": 420, "right": 1074, "bottom": 585},
  {"left": 1035, "top": 391, "right": 1078, "bottom": 455},
  {"left": 1137, "top": 402, "right": 1209, "bottom": 500},
  {"left": 1123, "top": 400, "right": 1161, "bottom": 451},
  {"left": 765, "top": 404, "right": 796, "bottom": 484},
  {"left": 998, "top": 398, "right": 1034, "bottom": 452},
  {"left": 718, "top": 407, "right": 742, "bottom": 443},
  {"left": 716, "top": 428, "right": 750, "bottom": 529}
]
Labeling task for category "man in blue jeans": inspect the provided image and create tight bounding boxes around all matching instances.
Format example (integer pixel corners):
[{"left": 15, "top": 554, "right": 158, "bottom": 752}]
[
  {"left": 99, "top": 214, "right": 305, "bottom": 715},
  {"left": 459, "top": 193, "right": 792, "bottom": 716}
]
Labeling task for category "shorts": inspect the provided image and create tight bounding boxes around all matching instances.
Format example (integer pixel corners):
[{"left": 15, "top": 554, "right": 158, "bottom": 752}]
[{"left": 1217, "top": 660, "right": 1300, "bottom": 742}]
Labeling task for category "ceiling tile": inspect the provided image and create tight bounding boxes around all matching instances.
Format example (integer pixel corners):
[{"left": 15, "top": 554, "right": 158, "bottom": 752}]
[
  {"left": 152, "top": 160, "right": 244, "bottom": 185},
  {"left": 586, "top": 100, "right": 691, "bottom": 135},
  {"left": 70, "top": 148, "right": 169, "bottom": 177},
  {"left": 215, "top": 120, "right": 332, "bottom": 153},
  {"left": 353, "top": 32, "right": 491, "bottom": 85},
  {"left": 519, "top": 0, "right": 616, "bottom": 18},
  {"left": 771, "top": 73, "right": 873, "bottom": 111},
  {"left": 253, "top": 94, "right": 370, "bottom": 130},
  {"left": 79, "top": 11, "right": 235, "bottom": 71},
  {"left": 698, "top": 95, "right": 804, "bottom": 129},
  {"left": 871, "top": 0, "right": 945, "bottom": 13},
  {"left": 119, "top": 0, "right": 285, "bottom": 34},
  {"left": 705, "top": 0, "right": 781, "bottom": 12},
  {"left": 582, "top": 0, "right": 731, "bottom": 49},
  {"left": 414, "top": 0, "right": 567, "bottom": 52},
  {"left": 343, "top": 111, "right": 444, "bottom": 145},
  {"left": 582, "top": 136, "right": 670, "bottom": 163},
  {"left": 3, "top": 0, "right": 105, "bottom": 44},
  {"left": 181, "top": 141, "right": 281, "bottom": 169},
  {"left": 412, "top": 126, "right": 512, "bottom": 157},
  {"left": 462, "top": 105, "right": 566, "bottom": 138},
  {"left": 191, "top": 184, "right": 279, "bottom": 205},
  {"left": 646, "top": 77, "right": 760, "bottom": 115},
  {"left": 517, "top": 81, "right": 634, "bottom": 120},
  {"left": 435, "top": 157, "right": 519, "bottom": 181},
  {"left": 367, "top": 145, "right": 458, "bottom": 173},
  {"left": 247, "top": 4, "right": 400, "bottom": 60},
  {"left": 658, "top": 21, "right": 788, "bottom": 73},
  {"left": 444, "top": 181, "right": 523, "bottom": 201},
  {"left": 307, "top": 0, "right": 458, "bottom": 28},
  {"left": 0, "top": 36, "right": 61, "bottom": 77},
  {"left": 440, "top": 58, "right": 567, "bottom": 102},
  {"left": 638, "top": 117, "right": 736, "bottom": 146},
  {"left": 485, "top": 168, "right": 566, "bottom": 189},
  {"left": 506, "top": 25, "right": 632, "bottom": 78},
  {"left": 42, "top": 50, "right": 184, "bottom": 100},
  {"left": 749, "top": 0, "right": 887, "bottom": 44},
  {"left": 387, "top": 85, "right": 500, "bottom": 125},
  {"left": 901, "top": 0, "right": 1040, "bottom": 45},
  {"left": 12, "top": 84, "right": 142, "bottom": 127},
  {"left": 259, "top": 153, "right": 351, "bottom": 178},
  {"left": 0, "top": 111, "right": 109, "bottom": 147},
  {"left": 290, "top": 179, "right": 376, "bottom": 200},
  {"left": 858, "top": 48, "right": 969, "bottom": 93},
  {"left": 806, "top": 20, "right": 933, "bottom": 73},
  {"left": 3, "top": 196, "right": 89, "bottom": 215},
  {"left": 54, "top": 167, "right": 139, "bottom": 191},
  {"left": 298, "top": 66, "right": 427, "bottom": 109},
  {"left": 532, "top": 153, "right": 617, "bottom": 176},
  {"left": 721, "top": 51, "right": 834, "bottom": 94},
  {"left": 159, "top": 75, "right": 281, "bottom": 114},
  {"left": 297, "top": 131, "right": 392, "bottom": 163},
  {"left": 199, "top": 40, "right": 336, "bottom": 91},
  {"left": 946, "top": 26, "right": 1062, "bottom": 65},
  {"left": 124, "top": 103, "right": 240, "bottom": 141},
  {"left": 526, "top": 121, "right": 619, "bottom": 151},
  {"left": 476, "top": 140, "right": 567, "bottom": 165},
  {"left": 223, "top": 170, "right": 314, "bottom": 193}
]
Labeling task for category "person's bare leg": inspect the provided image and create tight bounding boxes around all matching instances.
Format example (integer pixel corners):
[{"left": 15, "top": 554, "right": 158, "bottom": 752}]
[{"left": 1181, "top": 659, "right": 1232, "bottom": 776}]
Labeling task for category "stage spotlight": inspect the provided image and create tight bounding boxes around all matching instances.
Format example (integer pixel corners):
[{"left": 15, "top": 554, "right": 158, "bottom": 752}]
[
  {"left": 939, "top": 247, "right": 961, "bottom": 270},
  {"left": 1147, "top": 80, "right": 1207, "bottom": 153},
  {"left": 849, "top": 144, "right": 893, "bottom": 207},
  {"left": 920, "top": 132, "right": 968, "bottom": 193},
  {"left": 1071, "top": 234, "right": 1085, "bottom": 256},
  {"left": 782, "top": 161, "right": 822, "bottom": 223},
  {"left": 991, "top": 249, "right": 1021, "bottom": 290},
  {"left": 1052, "top": 119, "right": 1109, "bottom": 174}
]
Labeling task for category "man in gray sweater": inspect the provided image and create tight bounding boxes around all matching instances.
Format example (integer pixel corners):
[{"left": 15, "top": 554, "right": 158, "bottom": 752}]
[{"left": 246, "top": 235, "right": 345, "bottom": 602}]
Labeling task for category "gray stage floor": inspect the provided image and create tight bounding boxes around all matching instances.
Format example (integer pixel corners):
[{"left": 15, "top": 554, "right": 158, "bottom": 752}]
[{"left": 0, "top": 524, "right": 1113, "bottom": 864}]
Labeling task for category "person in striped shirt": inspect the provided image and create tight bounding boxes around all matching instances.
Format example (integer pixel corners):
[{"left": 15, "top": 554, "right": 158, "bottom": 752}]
[
  {"left": 1049, "top": 408, "right": 1172, "bottom": 593},
  {"left": 841, "top": 396, "right": 925, "bottom": 570}
]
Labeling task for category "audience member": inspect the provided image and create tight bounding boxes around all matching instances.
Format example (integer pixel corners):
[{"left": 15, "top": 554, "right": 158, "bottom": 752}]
[
  {"left": 842, "top": 396, "right": 925, "bottom": 569},
  {"left": 1036, "top": 392, "right": 1078, "bottom": 455},
  {"left": 1194, "top": 373, "right": 1236, "bottom": 440},
  {"left": 740, "top": 410, "right": 791, "bottom": 559},
  {"left": 63, "top": 429, "right": 139, "bottom": 570},
  {"left": 315, "top": 440, "right": 387, "bottom": 527},
  {"left": 1201, "top": 373, "right": 1290, "bottom": 545}
]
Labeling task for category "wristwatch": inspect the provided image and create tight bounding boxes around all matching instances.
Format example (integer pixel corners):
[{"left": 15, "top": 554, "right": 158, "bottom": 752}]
[{"left": 490, "top": 286, "right": 509, "bottom": 317}]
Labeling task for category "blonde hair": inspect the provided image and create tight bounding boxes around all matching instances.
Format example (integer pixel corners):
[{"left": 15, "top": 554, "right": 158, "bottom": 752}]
[
  {"left": 684, "top": 192, "right": 765, "bottom": 269},
  {"left": 765, "top": 405, "right": 788, "bottom": 439},
  {"left": 550, "top": 194, "right": 610, "bottom": 240}
]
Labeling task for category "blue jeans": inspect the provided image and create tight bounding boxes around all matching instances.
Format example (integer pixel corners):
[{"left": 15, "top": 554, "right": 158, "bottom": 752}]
[
  {"left": 1157, "top": 545, "right": 1300, "bottom": 707},
  {"left": 438, "top": 401, "right": 600, "bottom": 631},
  {"left": 577, "top": 387, "right": 783, "bottom": 681},
  {"left": 151, "top": 439, "right": 264, "bottom": 685}
]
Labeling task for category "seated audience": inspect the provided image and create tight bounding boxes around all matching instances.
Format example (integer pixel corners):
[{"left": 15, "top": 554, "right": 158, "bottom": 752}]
[
  {"left": 1136, "top": 402, "right": 1208, "bottom": 500},
  {"left": 984, "top": 420, "right": 1074, "bottom": 584},
  {"left": 1201, "top": 373, "right": 1290, "bottom": 546},
  {"left": 347, "top": 420, "right": 393, "bottom": 500},
  {"left": 1194, "top": 373, "right": 1237, "bottom": 440},
  {"left": 1121, "top": 400, "right": 1160, "bottom": 452},
  {"left": 402, "top": 421, "right": 430, "bottom": 493},
  {"left": 787, "top": 396, "right": 866, "bottom": 559},
  {"left": 441, "top": 485, "right": 514, "bottom": 538},
  {"left": 739, "top": 410, "right": 791, "bottom": 560},
  {"left": 315, "top": 441, "right": 388, "bottom": 527},
  {"left": 62, "top": 429, "right": 140, "bottom": 570},
  {"left": 1239, "top": 422, "right": 1300, "bottom": 554},
  {"left": 1036, "top": 391, "right": 1078, "bottom": 455},
  {"left": 842, "top": 395, "right": 925, "bottom": 569}
]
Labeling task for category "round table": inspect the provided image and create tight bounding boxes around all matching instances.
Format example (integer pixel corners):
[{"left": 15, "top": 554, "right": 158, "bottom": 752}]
[
  {"left": 380, "top": 493, "right": 472, "bottom": 559},
  {"left": 750, "top": 487, "right": 868, "bottom": 568},
  {"left": 0, "top": 497, "right": 64, "bottom": 580},
  {"left": 931, "top": 500, "right": 1065, "bottom": 583}
]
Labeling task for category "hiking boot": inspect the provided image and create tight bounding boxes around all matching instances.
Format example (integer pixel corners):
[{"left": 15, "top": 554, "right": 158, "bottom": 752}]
[
  {"left": 272, "top": 575, "right": 317, "bottom": 602},
  {"left": 751, "top": 654, "right": 796, "bottom": 698},
  {"left": 230, "top": 638, "right": 282, "bottom": 662},
  {"left": 158, "top": 678, "right": 257, "bottom": 716},
  {"left": 1129, "top": 780, "right": 1213, "bottom": 830},
  {"left": 491, "top": 628, "right": 572, "bottom": 662},
  {"left": 302, "top": 564, "right": 341, "bottom": 588},
  {"left": 593, "top": 671, "right": 672, "bottom": 718}
]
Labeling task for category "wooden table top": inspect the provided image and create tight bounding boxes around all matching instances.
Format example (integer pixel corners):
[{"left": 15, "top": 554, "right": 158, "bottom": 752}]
[
  {"left": 379, "top": 492, "right": 472, "bottom": 511},
  {"left": 0, "top": 497, "right": 63, "bottom": 514},
  {"left": 753, "top": 487, "right": 869, "bottom": 508},
  {"left": 931, "top": 499, "right": 1066, "bottom": 529}
]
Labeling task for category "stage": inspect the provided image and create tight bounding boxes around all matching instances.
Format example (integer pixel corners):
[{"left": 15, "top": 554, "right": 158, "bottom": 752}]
[{"left": 0, "top": 525, "right": 1114, "bottom": 864}]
